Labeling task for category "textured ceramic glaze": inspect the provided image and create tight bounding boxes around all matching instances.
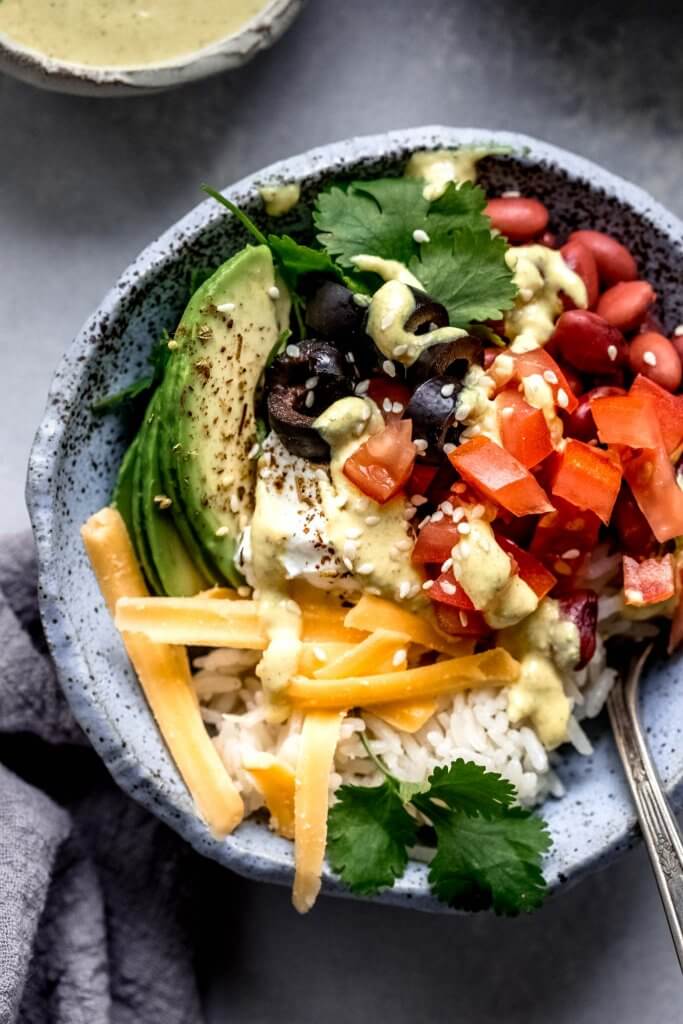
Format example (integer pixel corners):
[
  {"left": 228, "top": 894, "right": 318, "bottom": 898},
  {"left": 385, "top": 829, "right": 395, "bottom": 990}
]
[
  {"left": 0, "top": 0, "right": 304, "bottom": 96},
  {"left": 27, "top": 128, "right": 683, "bottom": 912}
]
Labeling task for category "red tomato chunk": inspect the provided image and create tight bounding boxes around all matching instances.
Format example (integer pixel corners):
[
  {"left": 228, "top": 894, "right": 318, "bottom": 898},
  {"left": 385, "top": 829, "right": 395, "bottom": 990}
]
[
  {"left": 514, "top": 348, "right": 579, "bottom": 413},
  {"left": 630, "top": 375, "right": 683, "bottom": 456},
  {"left": 550, "top": 439, "right": 622, "bottom": 525},
  {"left": 344, "top": 418, "right": 416, "bottom": 504},
  {"left": 497, "top": 390, "right": 554, "bottom": 469},
  {"left": 590, "top": 393, "right": 661, "bottom": 449},
  {"left": 411, "top": 520, "right": 462, "bottom": 565},
  {"left": 494, "top": 533, "right": 557, "bottom": 599},
  {"left": 622, "top": 443, "right": 683, "bottom": 543},
  {"left": 448, "top": 436, "right": 554, "bottom": 517},
  {"left": 623, "top": 554, "right": 675, "bottom": 606}
]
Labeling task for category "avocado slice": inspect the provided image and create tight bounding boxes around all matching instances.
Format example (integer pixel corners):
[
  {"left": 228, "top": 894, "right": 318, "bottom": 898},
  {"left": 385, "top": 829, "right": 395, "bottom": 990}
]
[
  {"left": 131, "top": 414, "right": 164, "bottom": 596},
  {"left": 112, "top": 434, "right": 139, "bottom": 541},
  {"left": 159, "top": 245, "right": 290, "bottom": 585},
  {"left": 139, "top": 391, "right": 210, "bottom": 597}
]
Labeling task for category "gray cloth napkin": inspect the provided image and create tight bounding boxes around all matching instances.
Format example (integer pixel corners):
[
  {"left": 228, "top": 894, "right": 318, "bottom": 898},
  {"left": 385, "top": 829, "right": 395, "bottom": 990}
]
[{"left": 0, "top": 534, "right": 213, "bottom": 1024}]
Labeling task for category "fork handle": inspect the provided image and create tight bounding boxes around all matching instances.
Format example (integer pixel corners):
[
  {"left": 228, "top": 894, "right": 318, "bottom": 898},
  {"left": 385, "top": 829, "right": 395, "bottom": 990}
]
[{"left": 608, "top": 671, "right": 683, "bottom": 972}]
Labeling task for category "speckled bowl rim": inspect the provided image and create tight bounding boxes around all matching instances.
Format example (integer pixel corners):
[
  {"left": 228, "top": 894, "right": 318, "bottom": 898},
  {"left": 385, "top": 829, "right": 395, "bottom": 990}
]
[
  {"left": 27, "top": 127, "right": 683, "bottom": 913},
  {"left": 0, "top": 0, "right": 304, "bottom": 95}
]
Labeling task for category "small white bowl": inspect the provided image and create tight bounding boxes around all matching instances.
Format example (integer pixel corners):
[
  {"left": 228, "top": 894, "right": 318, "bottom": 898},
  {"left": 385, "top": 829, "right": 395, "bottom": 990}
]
[{"left": 0, "top": 0, "right": 304, "bottom": 96}]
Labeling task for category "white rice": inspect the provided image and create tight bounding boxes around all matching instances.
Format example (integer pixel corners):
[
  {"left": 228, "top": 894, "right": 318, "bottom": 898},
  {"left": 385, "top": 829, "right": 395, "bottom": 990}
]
[{"left": 196, "top": 615, "right": 618, "bottom": 814}]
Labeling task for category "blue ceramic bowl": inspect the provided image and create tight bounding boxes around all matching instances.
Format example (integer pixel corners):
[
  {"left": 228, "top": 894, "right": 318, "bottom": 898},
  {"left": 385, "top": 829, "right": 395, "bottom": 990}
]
[{"left": 27, "top": 128, "right": 683, "bottom": 911}]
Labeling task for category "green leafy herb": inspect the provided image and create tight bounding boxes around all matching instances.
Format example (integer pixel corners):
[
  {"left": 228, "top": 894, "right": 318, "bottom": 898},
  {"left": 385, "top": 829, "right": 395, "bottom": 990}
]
[
  {"left": 93, "top": 331, "right": 172, "bottom": 415},
  {"left": 327, "top": 757, "right": 551, "bottom": 915}
]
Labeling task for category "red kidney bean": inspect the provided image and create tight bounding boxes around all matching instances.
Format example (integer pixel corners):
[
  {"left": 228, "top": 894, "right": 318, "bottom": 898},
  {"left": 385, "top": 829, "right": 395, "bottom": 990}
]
[
  {"left": 671, "top": 330, "right": 683, "bottom": 363},
  {"left": 556, "top": 361, "right": 584, "bottom": 397},
  {"left": 629, "top": 332, "right": 682, "bottom": 391},
  {"left": 551, "top": 309, "right": 628, "bottom": 374},
  {"left": 562, "top": 385, "right": 625, "bottom": 442},
  {"left": 569, "top": 229, "right": 638, "bottom": 285},
  {"left": 613, "top": 487, "right": 657, "bottom": 557},
  {"left": 485, "top": 197, "right": 549, "bottom": 242},
  {"left": 595, "top": 281, "right": 655, "bottom": 332},
  {"left": 558, "top": 590, "right": 597, "bottom": 668},
  {"left": 560, "top": 239, "right": 599, "bottom": 309}
]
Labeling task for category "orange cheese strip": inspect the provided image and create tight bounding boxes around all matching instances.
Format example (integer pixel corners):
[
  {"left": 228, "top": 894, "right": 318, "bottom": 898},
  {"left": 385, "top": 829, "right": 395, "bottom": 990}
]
[
  {"left": 298, "top": 642, "right": 356, "bottom": 676},
  {"left": 313, "top": 629, "right": 411, "bottom": 679},
  {"left": 81, "top": 507, "right": 244, "bottom": 836},
  {"left": 367, "top": 699, "right": 438, "bottom": 733},
  {"left": 115, "top": 596, "right": 266, "bottom": 648},
  {"left": 344, "top": 594, "right": 472, "bottom": 657},
  {"left": 292, "top": 709, "right": 346, "bottom": 913},
  {"left": 301, "top": 607, "right": 366, "bottom": 644},
  {"left": 242, "top": 752, "right": 296, "bottom": 839},
  {"left": 288, "top": 647, "right": 520, "bottom": 709}
]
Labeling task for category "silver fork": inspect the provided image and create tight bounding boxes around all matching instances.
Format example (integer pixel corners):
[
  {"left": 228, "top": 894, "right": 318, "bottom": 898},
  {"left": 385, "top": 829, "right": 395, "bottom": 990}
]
[{"left": 608, "top": 643, "right": 683, "bottom": 971}]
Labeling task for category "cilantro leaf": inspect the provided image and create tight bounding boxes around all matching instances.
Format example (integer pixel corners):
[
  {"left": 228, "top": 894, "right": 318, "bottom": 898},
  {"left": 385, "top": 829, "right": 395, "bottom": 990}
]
[
  {"left": 267, "top": 233, "right": 341, "bottom": 285},
  {"left": 327, "top": 781, "right": 418, "bottom": 895},
  {"left": 93, "top": 332, "right": 171, "bottom": 415},
  {"left": 419, "top": 759, "right": 516, "bottom": 818},
  {"left": 409, "top": 228, "right": 517, "bottom": 327},
  {"left": 423, "top": 805, "right": 552, "bottom": 915},
  {"left": 314, "top": 177, "right": 487, "bottom": 272}
]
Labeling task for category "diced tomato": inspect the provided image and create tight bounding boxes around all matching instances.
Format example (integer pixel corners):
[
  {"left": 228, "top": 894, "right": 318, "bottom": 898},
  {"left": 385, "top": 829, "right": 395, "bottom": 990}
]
[
  {"left": 613, "top": 487, "right": 657, "bottom": 557},
  {"left": 407, "top": 462, "right": 439, "bottom": 499},
  {"left": 622, "top": 441, "right": 683, "bottom": 543},
  {"left": 411, "top": 520, "right": 462, "bottom": 565},
  {"left": 448, "top": 436, "right": 554, "bottom": 517},
  {"left": 630, "top": 374, "right": 683, "bottom": 456},
  {"left": 494, "top": 533, "right": 557, "bottom": 599},
  {"left": 590, "top": 393, "right": 661, "bottom": 449},
  {"left": 344, "top": 417, "right": 416, "bottom": 504},
  {"left": 623, "top": 554, "right": 675, "bottom": 606},
  {"left": 432, "top": 601, "right": 490, "bottom": 637},
  {"left": 515, "top": 349, "right": 579, "bottom": 414},
  {"left": 429, "top": 570, "right": 476, "bottom": 609},
  {"left": 496, "top": 389, "right": 554, "bottom": 469},
  {"left": 530, "top": 495, "right": 601, "bottom": 581},
  {"left": 366, "top": 378, "right": 413, "bottom": 418},
  {"left": 550, "top": 438, "right": 622, "bottom": 525}
]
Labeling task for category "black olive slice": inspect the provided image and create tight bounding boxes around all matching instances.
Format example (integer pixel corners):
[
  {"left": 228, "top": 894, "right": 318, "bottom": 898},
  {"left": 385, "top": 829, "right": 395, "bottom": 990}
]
[
  {"left": 411, "top": 336, "right": 484, "bottom": 385},
  {"left": 267, "top": 339, "right": 356, "bottom": 404},
  {"left": 404, "top": 288, "right": 449, "bottom": 335},
  {"left": 404, "top": 376, "right": 462, "bottom": 460},
  {"left": 305, "top": 282, "right": 367, "bottom": 341},
  {"left": 267, "top": 384, "right": 330, "bottom": 461}
]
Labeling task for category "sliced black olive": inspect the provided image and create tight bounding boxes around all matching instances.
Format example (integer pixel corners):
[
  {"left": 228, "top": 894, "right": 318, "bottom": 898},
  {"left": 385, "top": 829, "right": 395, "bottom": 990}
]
[
  {"left": 267, "top": 384, "right": 330, "bottom": 461},
  {"left": 404, "top": 288, "right": 449, "bottom": 335},
  {"left": 404, "top": 376, "right": 463, "bottom": 460},
  {"left": 266, "top": 340, "right": 355, "bottom": 460},
  {"left": 411, "top": 336, "right": 483, "bottom": 385},
  {"left": 305, "top": 282, "right": 367, "bottom": 341}
]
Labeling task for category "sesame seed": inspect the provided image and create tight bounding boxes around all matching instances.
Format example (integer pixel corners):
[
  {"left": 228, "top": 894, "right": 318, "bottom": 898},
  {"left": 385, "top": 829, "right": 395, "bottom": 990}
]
[
  {"left": 230, "top": 494, "right": 240, "bottom": 513},
  {"left": 355, "top": 497, "right": 369, "bottom": 511},
  {"left": 556, "top": 388, "right": 569, "bottom": 409},
  {"left": 404, "top": 505, "right": 417, "bottom": 520},
  {"left": 554, "top": 560, "right": 572, "bottom": 576},
  {"left": 459, "top": 611, "right": 469, "bottom": 628},
  {"left": 313, "top": 646, "right": 328, "bottom": 663},
  {"left": 408, "top": 583, "right": 421, "bottom": 598},
  {"left": 396, "top": 538, "right": 413, "bottom": 551},
  {"left": 382, "top": 359, "right": 397, "bottom": 378},
  {"left": 216, "top": 302, "right": 235, "bottom": 313},
  {"left": 380, "top": 313, "right": 394, "bottom": 331},
  {"left": 247, "top": 443, "right": 260, "bottom": 459},
  {"left": 443, "top": 442, "right": 456, "bottom": 455},
  {"left": 365, "top": 515, "right": 381, "bottom": 526},
  {"left": 441, "top": 557, "right": 453, "bottom": 572},
  {"left": 344, "top": 540, "right": 358, "bottom": 559},
  {"left": 382, "top": 397, "right": 393, "bottom": 413},
  {"left": 153, "top": 494, "right": 172, "bottom": 509},
  {"left": 305, "top": 376, "right": 319, "bottom": 389},
  {"left": 392, "top": 648, "right": 408, "bottom": 666},
  {"left": 392, "top": 401, "right": 404, "bottom": 414},
  {"left": 259, "top": 467, "right": 271, "bottom": 480},
  {"left": 562, "top": 548, "right": 580, "bottom": 559},
  {"left": 167, "top": 339, "right": 178, "bottom": 350},
  {"left": 411, "top": 494, "right": 428, "bottom": 506},
  {"left": 441, "top": 500, "right": 454, "bottom": 516},
  {"left": 543, "top": 370, "right": 558, "bottom": 385},
  {"left": 431, "top": 510, "right": 444, "bottom": 523},
  {"left": 215, "top": 526, "right": 230, "bottom": 536},
  {"left": 346, "top": 527, "right": 363, "bottom": 539},
  {"left": 353, "top": 293, "right": 372, "bottom": 308},
  {"left": 674, "top": 325, "right": 683, "bottom": 337},
  {"left": 471, "top": 504, "right": 485, "bottom": 519},
  {"left": 413, "top": 228, "right": 430, "bottom": 244},
  {"left": 625, "top": 588, "right": 644, "bottom": 603},
  {"left": 360, "top": 404, "right": 371, "bottom": 422},
  {"left": 285, "top": 344, "right": 301, "bottom": 357},
  {"left": 501, "top": 406, "right": 514, "bottom": 417},
  {"left": 355, "top": 379, "right": 370, "bottom": 395},
  {"left": 459, "top": 541, "right": 471, "bottom": 558},
  {"left": 441, "top": 580, "right": 456, "bottom": 596},
  {"left": 414, "top": 439, "right": 428, "bottom": 452},
  {"left": 336, "top": 494, "right": 348, "bottom": 509},
  {"left": 398, "top": 581, "right": 411, "bottom": 599},
  {"left": 237, "top": 585, "right": 251, "bottom": 598},
  {"left": 394, "top": 344, "right": 409, "bottom": 357},
  {"left": 423, "top": 579, "right": 435, "bottom": 590},
  {"left": 441, "top": 382, "right": 456, "bottom": 398},
  {"left": 315, "top": 468, "right": 327, "bottom": 482},
  {"left": 267, "top": 285, "right": 280, "bottom": 300},
  {"left": 342, "top": 557, "right": 354, "bottom": 572},
  {"left": 502, "top": 189, "right": 521, "bottom": 198},
  {"left": 607, "top": 344, "right": 618, "bottom": 362},
  {"left": 305, "top": 390, "right": 315, "bottom": 408},
  {"left": 643, "top": 350, "right": 657, "bottom": 367},
  {"left": 457, "top": 521, "right": 471, "bottom": 535},
  {"left": 453, "top": 507, "right": 465, "bottom": 523},
  {"left": 357, "top": 562, "right": 375, "bottom": 575},
  {"left": 354, "top": 422, "right": 365, "bottom": 436}
]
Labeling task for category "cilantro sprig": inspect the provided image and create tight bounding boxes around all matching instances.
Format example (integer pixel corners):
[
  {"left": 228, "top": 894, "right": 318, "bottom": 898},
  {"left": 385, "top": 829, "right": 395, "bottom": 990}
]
[
  {"left": 327, "top": 754, "right": 551, "bottom": 915},
  {"left": 314, "top": 175, "right": 517, "bottom": 328}
]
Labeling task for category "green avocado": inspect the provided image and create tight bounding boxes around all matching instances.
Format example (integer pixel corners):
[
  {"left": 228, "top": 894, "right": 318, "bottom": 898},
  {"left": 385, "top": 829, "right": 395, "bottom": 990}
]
[
  {"left": 158, "top": 245, "right": 290, "bottom": 585},
  {"left": 138, "top": 391, "right": 210, "bottom": 597},
  {"left": 112, "top": 433, "right": 139, "bottom": 541},
  {"left": 131, "top": 414, "right": 164, "bottom": 596}
]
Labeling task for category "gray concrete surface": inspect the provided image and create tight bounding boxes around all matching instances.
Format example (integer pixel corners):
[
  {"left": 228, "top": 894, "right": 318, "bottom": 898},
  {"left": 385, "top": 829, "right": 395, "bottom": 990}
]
[{"left": 1, "top": 0, "right": 682, "bottom": 1019}]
